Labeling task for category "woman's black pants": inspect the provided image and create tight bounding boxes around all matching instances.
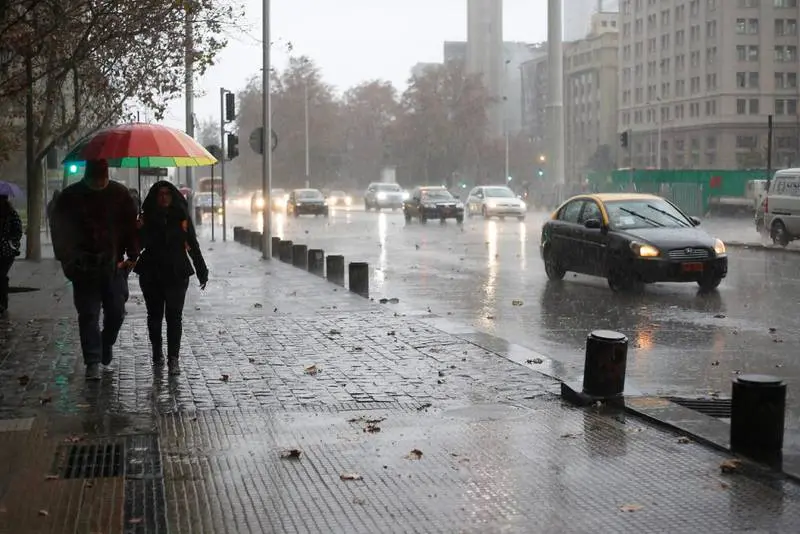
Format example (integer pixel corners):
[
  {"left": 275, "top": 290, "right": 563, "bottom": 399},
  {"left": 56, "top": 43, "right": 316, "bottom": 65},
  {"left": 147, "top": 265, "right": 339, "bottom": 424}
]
[{"left": 139, "top": 276, "right": 189, "bottom": 359}]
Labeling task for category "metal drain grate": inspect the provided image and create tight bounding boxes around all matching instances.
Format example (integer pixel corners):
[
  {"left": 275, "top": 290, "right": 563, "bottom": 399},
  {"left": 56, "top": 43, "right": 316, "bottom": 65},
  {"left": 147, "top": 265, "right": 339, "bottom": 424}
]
[
  {"left": 667, "top": 397, "right": 732, "bottom": 419},
  {"left": 54, "top": 440, "right": 124, "bottom": 479}
]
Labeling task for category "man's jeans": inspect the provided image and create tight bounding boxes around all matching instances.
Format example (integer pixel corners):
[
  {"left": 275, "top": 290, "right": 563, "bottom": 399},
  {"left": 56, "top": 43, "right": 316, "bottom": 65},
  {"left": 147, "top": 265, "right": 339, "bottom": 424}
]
[{"left": 72, "top": 271, "right": 129, "bottom": 365}]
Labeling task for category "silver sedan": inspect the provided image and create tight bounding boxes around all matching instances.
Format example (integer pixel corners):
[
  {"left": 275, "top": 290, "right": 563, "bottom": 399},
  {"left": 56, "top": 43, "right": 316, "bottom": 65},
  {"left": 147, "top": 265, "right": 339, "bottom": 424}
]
[{"left": 465, "top": 185, "right": 527, "bottom": 220}]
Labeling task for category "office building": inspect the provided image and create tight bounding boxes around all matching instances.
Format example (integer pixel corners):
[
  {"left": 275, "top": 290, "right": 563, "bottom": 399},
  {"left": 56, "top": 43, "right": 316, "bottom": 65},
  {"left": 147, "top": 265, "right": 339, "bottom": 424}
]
[
  {"left": 467, "top": 0, "right": 505, "bottom": 137},
  {"left": 618, "top": 0, "right": 800, "bottom": 170},
  {"left": 566, "top": 0, "right": 620, "bottom": 41}
]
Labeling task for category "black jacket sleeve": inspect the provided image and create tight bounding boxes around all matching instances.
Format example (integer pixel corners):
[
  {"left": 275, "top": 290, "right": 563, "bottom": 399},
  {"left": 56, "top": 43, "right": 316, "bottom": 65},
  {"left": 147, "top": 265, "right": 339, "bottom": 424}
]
[
  {"left": 50, "top": 192, "right": 73, "bottom": 263},
  {"left": 185, "top": 217, "right": 208, "bottom": 284}
]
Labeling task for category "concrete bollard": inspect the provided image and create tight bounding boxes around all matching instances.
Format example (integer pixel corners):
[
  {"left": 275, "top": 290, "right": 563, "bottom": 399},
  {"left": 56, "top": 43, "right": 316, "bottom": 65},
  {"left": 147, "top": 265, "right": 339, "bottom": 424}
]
[
  {"left": 271, "top": 237, "right": 281, "bottom": 258},
  {"left": 278, "top": 240, "right": 293, "bottom": 263},
  {"left": 292, "top": 244, "right": 308, "bottom": 268},
  {"left": 730, "top": 374, "right": 786, "bottom": 464},
  {"left": 250, "top": 231, "right": 262, "bottom": 251},
  {"left": 308, "top": 249, "right": 325, "bottom": 277},
  {"left": 348, "top": 262, "right": 369, "bottom": 298},
  {"left": 581, "top": 330, "right": 628, "bottom": 398},
  {"left": 326, "top": 255, "right": 345, "bottom": 286},
  {"left": 233, "top": 226, "right": 243, "bottom": 242}
]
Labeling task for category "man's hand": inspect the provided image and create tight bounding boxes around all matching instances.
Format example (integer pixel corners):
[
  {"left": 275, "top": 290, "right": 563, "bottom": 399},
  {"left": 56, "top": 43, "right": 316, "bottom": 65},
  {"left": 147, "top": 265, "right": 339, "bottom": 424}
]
[{"left": 118, "top": 259, "right": 137, "bottom": 272}]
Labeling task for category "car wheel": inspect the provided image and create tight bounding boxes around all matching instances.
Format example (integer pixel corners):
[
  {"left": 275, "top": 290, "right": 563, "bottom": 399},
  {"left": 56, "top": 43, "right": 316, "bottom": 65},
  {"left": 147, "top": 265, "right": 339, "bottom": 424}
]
[
  {"left": 324, "top": 210, "right": 329, "bottom": 218},
  {"left": 482, "top": 206, "right": 490, "bottom": 220},
  {"left": 404, "top": 211, "right": 412, "bottom": 223},
  {"left": 543, "top": 248, "right": 566, "bottom": 281},
  {"left": 420, "top": 213, "right": 427, "bottom": 224},
  {"left": 772, "top": 220, "right": 790, "bottom": 247},
  {"left": 456, "top": 217, "right": 464, "bottom": 224},
  {"left": 697, "top": 274, "right": 723, "bottom": 291},
  {"left": 607, "top": 269, "right": 641, "bottom": 292},
  {"left": 294, "top": 209, "right": 300, "bottom": 218}
]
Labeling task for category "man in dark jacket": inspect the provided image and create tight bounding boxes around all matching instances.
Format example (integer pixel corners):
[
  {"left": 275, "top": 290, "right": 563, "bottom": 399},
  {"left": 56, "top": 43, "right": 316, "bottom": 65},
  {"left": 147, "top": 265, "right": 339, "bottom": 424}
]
[{"left": 51, "top": 159, "right": 139, "bottom": 380}]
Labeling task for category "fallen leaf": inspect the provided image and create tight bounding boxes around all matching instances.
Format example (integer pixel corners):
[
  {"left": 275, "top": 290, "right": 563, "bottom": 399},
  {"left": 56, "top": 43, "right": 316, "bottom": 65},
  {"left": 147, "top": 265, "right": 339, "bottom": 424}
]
[
  {"left": 379, "top": 298, "right": 389, "bottom": 304},
  {"left": 45, "top": 475, "right": 59, "bottom": 481},
  {"left": 512, "top": 299, "right": 523, "bottom": 306},
  {"left": 248, "top": 357, "right": 256, "bottom": 364},
  {"left": 353, "top": 497, "right": 366, "bottom": 505},
  {"left": 711, "top": 360, "right": 720, "bottom": 366},
  {"left": 719, "top": 481, "right": 730, "bottom": 490},
  {"left": 254, "top": 303, "right": 263, "bottom": 308},
  {"left": 280, "top": 449, "right": 302, "bottom": 460},
  {"left": 304, "top": 365, "right": 318, "bottom": 375},
  {"left": 17, "top": 375, "right": 30, "bottom": 386},
  {"left": 769, "top": 327, "right": 777, "bottom": 333},
  {"left": 387, "top": 330, "right": 396, "bottom": 336},
  {"left": 38, "top": 509, "right": 49, "bottom": 517},
  {"left": 220, "top": 374, "right": 230, "bottom": 382},
  {"left": 526, "top": 358, "right": 544, "bottom": 365},
  {"left": 713, "top": 314, "right": 726, "bottom": 319},
  {"left": 364, "top": 423, "right": 381, "bottom": 433},
  {"left": 328, "top": 329, "right": 341, "bottom": 335},
  {"left": 560, "top": 433, "right": 580, "bottom": 439},
  {"left": 39, "top": 396, "right": 52, "bottom": 405},
  {"left": 405, "top": 449, "right": 423, "bottom": 460},
  {"left": 417, "top": 403, "right": 432, "bottom": 411},
  {"left": 486, "top": 315, "right": 495, "bottom": 320},
  {"left": 677, "top": 437, "right": 691, "bottom": 444},
  {"left": 340, "top": 473, "right": 363, "bottom": 481},
  {"left": 389, "top": 298, "right": 400, "bottom": 304},
  {"left": 720, "top": 459, "right": 741, "bottom": 474},
  {"left": 619, "top": 504, "right": 644, "bottom": 513},
  {"left": 128, "top": 517, "right": 143, "bottom": 524}
]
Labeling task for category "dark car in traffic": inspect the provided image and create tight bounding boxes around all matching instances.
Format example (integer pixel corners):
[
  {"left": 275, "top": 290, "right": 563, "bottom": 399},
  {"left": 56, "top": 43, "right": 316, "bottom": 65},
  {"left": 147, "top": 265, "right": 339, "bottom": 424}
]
[
  {"left": 287, "top": 188, "right": 329, "bottom": 217},
  {"left": 403, "top": 186, "right": 464, "bottom": 223},
  {"left": 540, "top": 193, "right": 728, "bottom": 292}
]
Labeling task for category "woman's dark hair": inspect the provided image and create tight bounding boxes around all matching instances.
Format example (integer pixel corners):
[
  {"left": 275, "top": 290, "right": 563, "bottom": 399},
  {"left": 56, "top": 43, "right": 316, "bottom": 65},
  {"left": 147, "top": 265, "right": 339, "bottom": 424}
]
[
  {"left": 0, "top": 195, "right": 11, "bottom": 219},
  {"left": 141, "top": 180, "right": 189, "bottom": 217}
]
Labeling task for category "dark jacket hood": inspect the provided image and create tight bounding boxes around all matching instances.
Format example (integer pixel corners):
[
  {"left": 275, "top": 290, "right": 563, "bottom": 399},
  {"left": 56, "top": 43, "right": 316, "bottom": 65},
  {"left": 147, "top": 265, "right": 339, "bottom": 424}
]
[{"left": 142, "top": 180, "right": 188, "bottom": 217}]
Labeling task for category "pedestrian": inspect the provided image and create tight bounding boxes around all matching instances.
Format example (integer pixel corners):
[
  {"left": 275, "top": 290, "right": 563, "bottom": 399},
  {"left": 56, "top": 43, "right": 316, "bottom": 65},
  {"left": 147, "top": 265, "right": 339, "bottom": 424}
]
[
  {"left": 46, "top": 190, "right": 60, "bottom": 224},
  {"left": 50, "top": 159, "right": 139, "bottom": 380},
  {"left": 134, "top": 181, "right": 208, "bottom": 375},
  {"left": 0, "top": 194, "right": 23, "bottom": 315},
  {"left": 128, "top": 188, "right": 140, "bottom": 214}
]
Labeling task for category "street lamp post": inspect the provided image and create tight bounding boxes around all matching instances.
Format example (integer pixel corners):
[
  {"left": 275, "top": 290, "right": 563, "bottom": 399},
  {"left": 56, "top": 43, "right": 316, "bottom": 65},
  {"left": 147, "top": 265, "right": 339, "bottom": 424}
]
[
  {"left": 262, "top": 0, "right": 272, "bottom": 259},
  {"left": 304, "top": 78, "right": 310, "bottom": 188},
  {"left": 503, "top": 59, "right": 511, "bottom": 182}
]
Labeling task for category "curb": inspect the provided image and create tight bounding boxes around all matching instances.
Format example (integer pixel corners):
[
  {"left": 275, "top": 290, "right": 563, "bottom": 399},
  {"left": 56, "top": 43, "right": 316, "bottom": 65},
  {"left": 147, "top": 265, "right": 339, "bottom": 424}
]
[{"left": 727, "top": 241, "right": 800, "bottom": 254}]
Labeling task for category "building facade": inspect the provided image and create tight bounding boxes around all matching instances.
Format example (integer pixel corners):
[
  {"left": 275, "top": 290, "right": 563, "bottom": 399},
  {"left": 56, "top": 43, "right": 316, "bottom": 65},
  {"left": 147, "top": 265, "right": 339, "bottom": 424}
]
[
  {"left": 467, "top": 0, "right": 505, "bottom": 138},
  {"left": 566, "top": 0, "right": 621, "bottom": 41},
  {"left": 564, "top": 21, "right": 620, "bottom": 181},
  {"left": 618, "top": 0, "right": 800, "bottom": 170}
]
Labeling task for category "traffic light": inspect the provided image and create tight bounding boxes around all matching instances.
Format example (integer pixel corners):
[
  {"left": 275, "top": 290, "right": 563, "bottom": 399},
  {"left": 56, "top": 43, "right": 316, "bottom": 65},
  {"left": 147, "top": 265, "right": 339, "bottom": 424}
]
[
  {"left": 620, "top": 131, "right": 629, "bottom": 148},
  {"left": 67, "top": 163, "right": 79, "bottom": 175},
  {"left": 538, "top": 154, "right": 546, "bottom": 163},
  {"left": 226, "top": 133, "right": 239, "bottom": 160},
  {"left": 537, "top": 168, "right": 544, "bottom": 177},
  {"left": 225, "top": 92, "right": 235, "bottom": 122}
]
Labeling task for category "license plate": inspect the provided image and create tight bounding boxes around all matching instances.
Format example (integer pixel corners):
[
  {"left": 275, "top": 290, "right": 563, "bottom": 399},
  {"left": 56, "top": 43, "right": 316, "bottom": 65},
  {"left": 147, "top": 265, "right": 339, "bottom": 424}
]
[{"left": 681, "top": 262, "right": 704, "bottom": 273}]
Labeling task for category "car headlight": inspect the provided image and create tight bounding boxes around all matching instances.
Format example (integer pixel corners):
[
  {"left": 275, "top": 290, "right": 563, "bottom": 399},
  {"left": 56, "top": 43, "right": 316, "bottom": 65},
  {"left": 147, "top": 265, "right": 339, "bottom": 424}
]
[
  {"left": 402, "top": 191, "right": 410, "bottom": 200},
  {"left": 345, "top": 196, "right": 352, "bottom": 206},
  {"left": 456, "top": 201, "right": 464, "bottom": 208},
  {"left": 520, "top": 201, "right": 527, "bottom": 210},
  {"left": 714, "top": 238, "right": 727, "bottom": 256},
  {"left": 630, "top": 241, "right": 660, "bottom": 257},
  {"left": 423, "top": 203, "right": 436, "bottom": 209},
  {"left": 377, "top": 192, "right": 387, "bottom": 201},
  {"left": 217, "top": 207, "right": 224, "bottom": 213},
  {"left": 255, "top": 198, "right": 264, "bottom": 208}
]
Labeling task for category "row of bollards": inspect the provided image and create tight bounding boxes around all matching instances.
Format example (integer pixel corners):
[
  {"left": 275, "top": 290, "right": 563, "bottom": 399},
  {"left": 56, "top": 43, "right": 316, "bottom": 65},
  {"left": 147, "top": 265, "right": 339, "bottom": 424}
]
[
  {"left": 232, "top": 226, "right": 371, "bottom": 299},
  {"left": 564, "top": 329, "right": 787, "bottom": 467}
]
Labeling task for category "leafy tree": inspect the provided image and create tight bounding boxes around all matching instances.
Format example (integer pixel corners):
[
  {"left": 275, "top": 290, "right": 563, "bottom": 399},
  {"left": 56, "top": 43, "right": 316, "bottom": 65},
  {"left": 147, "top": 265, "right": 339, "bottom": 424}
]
[
  {"left": 587, "top": 144, "right": 616, "bottom": 172},
  {"left": 196, "top": 118, "right": 221, "bottom": 149},
  {"left": 0, "top": 0, "right": 241, "bottom": 259}
]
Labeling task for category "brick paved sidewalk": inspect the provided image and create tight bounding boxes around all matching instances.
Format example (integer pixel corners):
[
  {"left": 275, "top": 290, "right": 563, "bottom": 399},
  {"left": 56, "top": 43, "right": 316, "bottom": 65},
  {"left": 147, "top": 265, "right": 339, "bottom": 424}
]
[{"left": 0, "top": 241, "right": 798, "bottom": 533}]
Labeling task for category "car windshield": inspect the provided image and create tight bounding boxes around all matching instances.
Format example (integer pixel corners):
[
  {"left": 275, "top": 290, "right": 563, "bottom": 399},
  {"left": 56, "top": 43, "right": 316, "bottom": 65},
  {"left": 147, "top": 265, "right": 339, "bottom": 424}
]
[
  {"left": 198, "top": 193, "right": 221, "bottom": 203},
  {"left": 605, "top": 199, "right": 692, "bottom": 229},
  {"left": 421, "top": 189, "right": 453, "bottom": 200},
  {"left": 297, "top": 190, "right": 323, "bottom": 200},
  {"left": 331, "top": 191, "right": 346, "bottom": 196},
  {"left": 374, "top": 184, "right": 400, "bottom": 192},
  {"left": 484, "top": 187, "right": 515, "bottom": 198}
]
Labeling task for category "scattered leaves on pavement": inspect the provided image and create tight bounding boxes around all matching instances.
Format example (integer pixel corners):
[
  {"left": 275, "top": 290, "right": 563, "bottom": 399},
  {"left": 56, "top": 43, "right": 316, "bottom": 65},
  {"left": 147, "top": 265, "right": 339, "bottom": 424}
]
[
  {"left": 405, "top": 449, "right": 423, "bottom": 460},
  {"left": 304, "top": 365, "right": 319, "bottom": 375},
  {"left": 619, "top": 504, "right": 644, "bottom": 513},
  {"left": 720, "top": 459, "right": 742, "bottom": 474},
  {"left": 364, "top": 423, "right": 381, "bottom": 433},
  {"left": 328, "top": 329, "right": 341, "bottom": 336},
  {"left": 45, "top": 475, "right": 59, "bottom": 481},
  {"left": 38, "top": 510, "right": 49, "bottom": 517},
  {"left": 677, "top": 437, "right": 691, "bottom": 444},
  {"left": 128, "top": 517, "right": 143, "bottom": 524},
  {"left": 560, "top": 433, "right": 580, "bottom": 439},
  {"left": 340, "top": 473, "right": 363, "bottom": 481},
  {"left": 280, "top": 449, "right": 302, "bottom": 460},
  {"left": 711, "top": 360, "right": 720, "bottom": 366},
  {"left": 220, "top": 374, "right": 230, "bottom": 382},
  {"left": 17, "top": 375, "right": 29, "bottom": 386},
  {"left": 486, "top": 315, "right": 495, "bottom": 320},
  {"left": 526, "top": 358, "right": 544, "bottom": 365},
  {"left": 248, "top": 357, "right": 256, "bottom": 363},
  {"left": 387, "top": 330, "right": 396, "bottom": 336},
  {"left": 713, "top": 314, "right": 726, "bottom": 319},
  {"left": 39, "top": 396, "right": 52, "bottom": 406},
  {"left": 254, "top": 303, "right": 263, "bottom": 308},
  {"left": 417, "top": 403, "right": 432, "bottom": 411},
  {"left": 511, "top": 299, "right": 523, "bottom": 306},
  {"left": 769, "top": 327, "right": 777, "bottom": 333}
]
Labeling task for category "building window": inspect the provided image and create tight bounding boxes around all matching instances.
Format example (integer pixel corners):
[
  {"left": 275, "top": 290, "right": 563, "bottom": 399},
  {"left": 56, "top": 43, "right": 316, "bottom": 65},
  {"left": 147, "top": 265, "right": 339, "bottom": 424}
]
[
  {"left": 675, "top": 30, "right": 685, "bottom": 47},
  {"left": 775, "top": 19, "right": 798, "bottom": 36},
  {"left": 661, "top": 10, "right": 670, "bottom": 26},
  {"left": 737, "top": 98, "right": 747, "bottom": 114},
  {"left": 676, "top": 54, "right": 685, "bottom": 71},
  {"left": 737, "top": 0, "right": 759, "bottom": 6},
  {"left": 750, "top": 98, "right": 760, "bottom": 114},
  {"left": 775, "top": 98, "right": 798, "bottom": 115},
  {"left": 690, "top": 25, "right": 701, "bottom": 43},
  {"left": 661, "top": 34, "right": 670, "bottom": 50},
  {"left": 775, "top": 45, "right": 798, "bottom": 62},
  {"left": 661, "top": 82, "right": 671, "bottom": 98},
  {"left": 690, "top": 102, "right": 701, "bottom": 117},
  {"left": 736, "top": 18, "right": 760, "bottom": 34},
  {"left": 690, "top": 0, "right": 700, "bottom": 16},
  {"left": 675, "top": 104, "right": 685, "bottom": 119},
  {"left": 777, "top": 136, "right": 797, "bottom": 149},
  {"left": 690, "top": 77, "right": 701, "bottom": 93},
  {"left": 691, "top": 51, "right": 701, "bottom": 68},
  {"left": 707, "top": 152, "right": 716, "bottom": 165},
  {"left": 736, "top": 135, "right": 758, "bottom": 149},
  {"left": 705, "top": 100, "right": 717, "bottom": 115},
  {"left": 676, "top": 139, "right": 685, "bottom": 151},
  {"left": 774, "top": 0, "right": 797, "bottom": 8},
  {"left": 707, "top": 0, "right": 717, "bottom": 10},
  {"left": 675, "top": 5, "right": 685, "bottom": 22},
  {"left": 736, "top": 72, "right": 760, "bottom": 88},
  {"left": 676, "top": 79, "right": 686, "bottom": 96}
]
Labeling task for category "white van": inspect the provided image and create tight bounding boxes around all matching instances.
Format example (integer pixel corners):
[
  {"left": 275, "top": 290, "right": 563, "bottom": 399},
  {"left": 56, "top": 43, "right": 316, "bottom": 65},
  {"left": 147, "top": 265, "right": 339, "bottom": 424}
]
[{"left": 762, "top": 169, "right": 800, "bottom": 246}]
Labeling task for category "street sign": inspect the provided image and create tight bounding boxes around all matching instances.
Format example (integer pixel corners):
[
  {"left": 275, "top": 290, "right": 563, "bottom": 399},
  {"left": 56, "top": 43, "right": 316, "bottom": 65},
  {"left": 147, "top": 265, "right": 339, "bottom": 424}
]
[{"left": 248, "top": 127, "right": 279, "bottom": 154}]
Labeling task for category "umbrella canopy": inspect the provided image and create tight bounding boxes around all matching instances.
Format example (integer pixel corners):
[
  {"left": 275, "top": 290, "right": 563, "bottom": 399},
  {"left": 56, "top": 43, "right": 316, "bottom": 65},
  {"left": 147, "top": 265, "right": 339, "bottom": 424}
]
[
  {"left": 62, "top": 122, "right": 218, "bottom": 167},
  {"left": 0, "top": 181, "right": 23, "bottom": 198}
]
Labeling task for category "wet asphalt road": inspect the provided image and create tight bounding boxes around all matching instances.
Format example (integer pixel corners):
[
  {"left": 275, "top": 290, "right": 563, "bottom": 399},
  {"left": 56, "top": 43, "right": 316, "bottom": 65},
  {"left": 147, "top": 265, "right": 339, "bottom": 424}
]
[{"left": 199, "top": 201, "right": 800, "bottom": 433}]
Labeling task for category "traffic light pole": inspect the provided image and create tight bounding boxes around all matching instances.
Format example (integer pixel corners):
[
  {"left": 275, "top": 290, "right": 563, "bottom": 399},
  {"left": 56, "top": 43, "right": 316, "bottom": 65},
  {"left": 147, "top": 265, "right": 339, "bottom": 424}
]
[
  {"left": 547, "top": 0, "right": 565, "bottom": 204},
  {"left": 262, "top": 0, "right": 272, "bottom": 259},
  {"left": 220, "top": 87, "right": 228, "bottom": 242}
]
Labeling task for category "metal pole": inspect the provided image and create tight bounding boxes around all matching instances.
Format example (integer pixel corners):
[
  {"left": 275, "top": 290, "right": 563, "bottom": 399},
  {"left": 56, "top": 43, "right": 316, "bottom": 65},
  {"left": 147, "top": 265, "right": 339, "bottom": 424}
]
[
  {"left": 184, "top": 5, "right": 195, "bottom": 191},
  {"left": 24, "top": 53, "right": 36, "bottom": 260},
  {"left": 304, "top": 79, "right": 310, "bottom": 188},
  {"left": 210, "top": 164, "right": 215, "bottom": 241},
  {"left": 262, "top": 0, "right": 272, "bottom": 259},
  {"left": 503, "top": 60, "right": 510, "bottom": 182},
  {"left": 220, "top": 87, "right": 227, "bottom": 241},
  {"left": 767, "top": 114, "right": 774, "bottom": 188},
  {"left": 547, "top": 0, "right": 565, "bottom": 202}
]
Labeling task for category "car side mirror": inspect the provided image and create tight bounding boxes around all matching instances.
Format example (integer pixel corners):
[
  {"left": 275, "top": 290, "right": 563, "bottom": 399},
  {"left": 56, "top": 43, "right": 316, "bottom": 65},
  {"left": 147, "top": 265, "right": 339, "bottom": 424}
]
[
  {"left": 584, "top": 218, "right": 602, "bottom": 229},
  {"left": 689, "top": 216, "right": 701, "bottom": 226}
]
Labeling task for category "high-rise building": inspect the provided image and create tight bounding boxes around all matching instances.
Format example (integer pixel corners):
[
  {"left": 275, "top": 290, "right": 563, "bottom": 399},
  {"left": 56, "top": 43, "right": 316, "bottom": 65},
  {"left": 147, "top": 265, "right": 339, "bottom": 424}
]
[
  {"left": 618, "top": 0, "right": 800, "bottom": 170},
  {"left": 566, "top": 0, "right": 620, "bottom": 41},
  {"left": 467, "top": 0, "right": 505, "bottom": 137}
]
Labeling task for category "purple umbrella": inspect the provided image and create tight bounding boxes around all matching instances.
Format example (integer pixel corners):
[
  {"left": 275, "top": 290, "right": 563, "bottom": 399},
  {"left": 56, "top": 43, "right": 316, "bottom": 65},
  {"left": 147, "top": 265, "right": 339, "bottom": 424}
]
[{"left": 0, "top": 181, "right": 23, "bottom": 198}]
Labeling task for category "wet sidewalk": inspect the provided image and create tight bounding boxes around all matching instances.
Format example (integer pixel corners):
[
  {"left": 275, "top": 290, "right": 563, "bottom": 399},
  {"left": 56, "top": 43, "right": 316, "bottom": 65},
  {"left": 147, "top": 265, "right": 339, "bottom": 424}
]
[{"left": 0, "top": 242, "right": 799, "bottom": 532}]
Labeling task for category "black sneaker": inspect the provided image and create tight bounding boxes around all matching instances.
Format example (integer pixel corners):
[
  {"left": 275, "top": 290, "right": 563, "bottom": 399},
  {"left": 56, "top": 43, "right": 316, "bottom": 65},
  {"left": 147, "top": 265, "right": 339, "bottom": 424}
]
[
  {"left": 85, "top": 363, "right": 102, "bottom": 380},
  {"left": 167, "top": 358, "right": 181, "bottom": 376},
  {"left": 101, "top": 345, "right": 113, "bottom": 366},
  {"left": 153, "top": 349, "right": 165, "bottom": 368}
]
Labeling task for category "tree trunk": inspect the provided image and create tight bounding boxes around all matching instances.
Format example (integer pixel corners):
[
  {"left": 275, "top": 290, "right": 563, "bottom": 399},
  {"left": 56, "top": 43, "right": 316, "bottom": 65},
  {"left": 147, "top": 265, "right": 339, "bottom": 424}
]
[{"left": 25, "top": 157, "right": 43, "bottom": 260}]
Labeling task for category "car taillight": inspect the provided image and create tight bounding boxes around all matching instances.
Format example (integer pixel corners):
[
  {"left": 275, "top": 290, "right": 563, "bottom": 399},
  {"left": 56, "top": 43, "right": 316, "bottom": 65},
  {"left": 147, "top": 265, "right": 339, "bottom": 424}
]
[{"left": 763, "top": 197, "right": 768, "bottom": 213}]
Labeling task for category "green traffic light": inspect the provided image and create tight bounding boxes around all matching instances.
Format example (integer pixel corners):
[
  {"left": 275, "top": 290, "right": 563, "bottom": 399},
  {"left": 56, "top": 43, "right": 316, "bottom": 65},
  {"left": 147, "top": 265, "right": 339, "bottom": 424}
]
[{"left": 68, "top": 164, "right": 78, "bottom": 174}]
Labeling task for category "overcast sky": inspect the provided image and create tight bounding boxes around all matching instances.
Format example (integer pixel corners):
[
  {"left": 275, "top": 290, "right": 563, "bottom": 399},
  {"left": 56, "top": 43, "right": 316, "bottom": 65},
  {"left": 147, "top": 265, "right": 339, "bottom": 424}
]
[{"left": 159, "top": 0, "right": 550, "bottom": 130}]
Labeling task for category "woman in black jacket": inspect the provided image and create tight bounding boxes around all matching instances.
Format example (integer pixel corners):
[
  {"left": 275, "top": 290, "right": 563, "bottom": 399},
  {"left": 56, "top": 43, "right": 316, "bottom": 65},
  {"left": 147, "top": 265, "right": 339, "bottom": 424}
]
[
  {"left": 0, "top": 194, "right": 23, "bottom": 315},
  {"left": 135, "top": 181, "right": 208, "bottom": 375}
]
